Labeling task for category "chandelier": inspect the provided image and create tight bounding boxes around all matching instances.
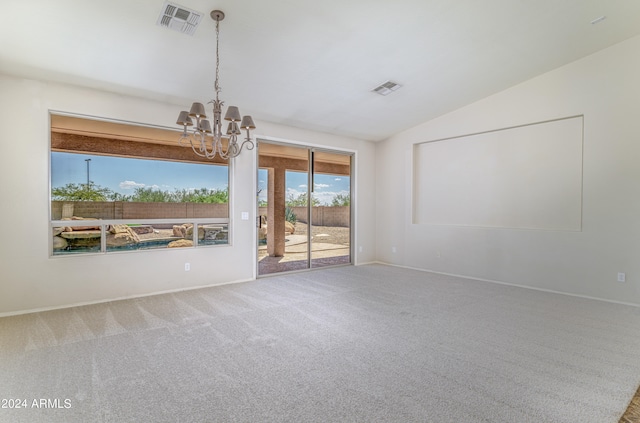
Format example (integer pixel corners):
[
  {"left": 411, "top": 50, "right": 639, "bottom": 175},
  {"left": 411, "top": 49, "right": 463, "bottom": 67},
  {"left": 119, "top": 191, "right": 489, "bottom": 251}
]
[{"left": 175, "top": 10, "right": 255, "bottom": 160}]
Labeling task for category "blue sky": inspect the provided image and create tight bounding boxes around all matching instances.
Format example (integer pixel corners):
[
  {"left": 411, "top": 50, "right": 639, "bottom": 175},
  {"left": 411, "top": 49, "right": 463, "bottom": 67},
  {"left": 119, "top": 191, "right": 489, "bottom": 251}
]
[
  {"left": 51, "top": 152, "right": 228, "bottom": 194},
  {"left": 52, "top": 152, "right": 350, "bottom": 204}
]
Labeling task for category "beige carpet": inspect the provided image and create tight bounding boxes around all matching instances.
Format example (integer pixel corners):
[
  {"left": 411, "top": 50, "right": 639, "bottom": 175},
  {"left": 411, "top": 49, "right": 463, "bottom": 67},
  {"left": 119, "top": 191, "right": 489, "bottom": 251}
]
[{"left": 1, "top": 264, "right": 640, "bottom": 422}]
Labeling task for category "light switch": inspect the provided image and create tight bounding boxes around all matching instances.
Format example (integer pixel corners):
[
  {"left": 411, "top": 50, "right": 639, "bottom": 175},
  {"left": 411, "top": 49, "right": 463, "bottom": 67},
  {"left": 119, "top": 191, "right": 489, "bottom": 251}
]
[{"left": 241, "top": 212, "right": 249, "bottom": 220}]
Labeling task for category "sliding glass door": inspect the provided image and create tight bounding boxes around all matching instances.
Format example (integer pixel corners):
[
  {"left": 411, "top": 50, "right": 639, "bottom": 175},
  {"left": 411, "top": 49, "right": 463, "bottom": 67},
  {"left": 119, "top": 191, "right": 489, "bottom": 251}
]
[
  {"left": 257, "top": 141, "right": 352, "bottom": 276},
  {"left": 309, "top": 150, "right": 351, "bottom": 268}
]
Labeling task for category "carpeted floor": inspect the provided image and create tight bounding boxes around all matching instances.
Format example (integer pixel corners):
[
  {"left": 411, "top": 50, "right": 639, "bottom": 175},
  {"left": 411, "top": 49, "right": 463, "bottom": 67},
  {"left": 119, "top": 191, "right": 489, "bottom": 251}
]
[{"left": 1, "top": 264, "right": 640, "bottom": 422}]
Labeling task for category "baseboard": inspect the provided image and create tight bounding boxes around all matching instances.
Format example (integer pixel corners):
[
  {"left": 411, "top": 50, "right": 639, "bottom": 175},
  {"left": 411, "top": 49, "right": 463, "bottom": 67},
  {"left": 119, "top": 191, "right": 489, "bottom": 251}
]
[
  {"left": 0, "top": 277, "right": 256, "bottom": 318},
  {"left": 354, "top": 260, "right": 380, "bottom": 266},
  {"left": 376, "top": 261, "right": 640, "bottom": 309}
]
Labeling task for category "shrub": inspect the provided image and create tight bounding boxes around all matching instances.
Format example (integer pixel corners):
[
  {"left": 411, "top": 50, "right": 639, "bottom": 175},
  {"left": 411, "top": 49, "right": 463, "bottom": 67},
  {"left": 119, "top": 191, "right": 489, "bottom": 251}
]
[{"left": 285, "top": 207, "right": 297, "bottom": 225}]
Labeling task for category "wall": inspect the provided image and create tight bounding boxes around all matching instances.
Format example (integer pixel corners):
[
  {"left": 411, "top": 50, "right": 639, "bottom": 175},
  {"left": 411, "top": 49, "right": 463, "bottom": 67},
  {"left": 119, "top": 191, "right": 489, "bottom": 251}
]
[
  {"left": 376, "top": 34, "right": 640, "bottom": 304},
  {"left": 413, "top": 116, "right": 584, "bottom": 231},
  {"left": 0, "top": 75, "right": 376, "bottom": 315},
  {"left": 258, "top": 206, "right": 350, "bottom": 227},
  {"left": 51, "top": 201, "right": 230, "bottom": 219}
]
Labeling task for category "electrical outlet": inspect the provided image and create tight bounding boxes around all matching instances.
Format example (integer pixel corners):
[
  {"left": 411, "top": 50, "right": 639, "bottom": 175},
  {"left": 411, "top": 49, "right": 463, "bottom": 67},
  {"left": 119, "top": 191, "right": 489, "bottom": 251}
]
[
  {"left": 185, "top": 263, "right": 191, "bottom": 272},
  {"left": 358, "top": 246, "right": 363, "bottom": 253},
  {"left": 617, "top": 272, "right": 626, "bottom": 282},
  {"left": 392, "top": 246, "right": 397, "bottom": 253}
]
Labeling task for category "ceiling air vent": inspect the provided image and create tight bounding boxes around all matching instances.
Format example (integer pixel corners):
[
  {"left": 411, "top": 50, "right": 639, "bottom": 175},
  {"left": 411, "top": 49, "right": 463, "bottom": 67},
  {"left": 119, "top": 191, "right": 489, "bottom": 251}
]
[
  {"left": 372, "top": 80, "right": 402, "bottom": 96},
  {"left": 157, "top": 2, "right": 202, "bottom": 36}
]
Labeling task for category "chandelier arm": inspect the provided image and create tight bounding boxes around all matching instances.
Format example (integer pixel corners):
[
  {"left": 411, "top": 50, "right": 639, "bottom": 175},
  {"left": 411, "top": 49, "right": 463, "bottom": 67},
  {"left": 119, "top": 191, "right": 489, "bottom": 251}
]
[
  {"left": 229, "top": 141, "right": 240, "bottom": 158},
  {"left": 199, "top": 131, "right": 217, "bottom": 158},
  {"left": 178, "top": 129, "right": 190, "bottom": 146},
  {"left": 233, "top": 139, "right": 255, "bottom": 156},
  {"left": 187, "top": 137, "right": 208, "bottom": 158},
  {"left": 242, "top": 139, "right": 256, "bottom": 152},
  {"left": 218, "top": 144, "right": 229, "bottom": 160},
  {"left": 179, "top": 131, "right": 206, "bottom": 158},
  {"left": 244, "top": 128, "right": 255, "bottom": 150},
  {"left": 221, "top": 134, "right": 240, "bottom": 159},
  {"left": 204, "top": 147, "right": 216, "bottom": 159}
]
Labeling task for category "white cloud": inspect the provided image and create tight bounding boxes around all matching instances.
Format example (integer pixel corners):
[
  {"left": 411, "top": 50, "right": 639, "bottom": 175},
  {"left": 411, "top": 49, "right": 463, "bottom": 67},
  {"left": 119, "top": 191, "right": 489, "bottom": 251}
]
[
  {"left": 287, "top": 187, "right": 304, "bottom": 197},
  {"left": 334, "top": 178, "right": 342, "bottom": 181},
  {"left": 299, "top": 184, "right": 307, "bottom": 188},
  {"left": 313, "top": 189, "right": 349, "bottom": 206},
  {"left": 119, "top": 181, "right": 163, "bottom": 191},
  {"left": 119, "top": 180, "right": 145, "bottom": 190},
  {"left": 314, "top": 183, "right": 330, "bottom": 189}
]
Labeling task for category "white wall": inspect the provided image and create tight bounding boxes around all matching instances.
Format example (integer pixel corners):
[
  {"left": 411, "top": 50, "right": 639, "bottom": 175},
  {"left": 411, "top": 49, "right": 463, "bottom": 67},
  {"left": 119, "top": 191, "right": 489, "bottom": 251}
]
[
  {"left": 0, "top": 75, "right": 376, "bottom": 315},
  {"left": 376, "top": 34, "right": 640, "bottom": 304},
  {"left": 413, "top": 116, "right": 584, "bottom": 231}
]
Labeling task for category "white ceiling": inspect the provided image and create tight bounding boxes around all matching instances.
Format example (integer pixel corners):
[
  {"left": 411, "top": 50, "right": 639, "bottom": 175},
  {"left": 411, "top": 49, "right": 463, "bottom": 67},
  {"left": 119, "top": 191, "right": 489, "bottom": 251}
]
[{"left": 2, "top": 0, "right": 640, "bottom": 141}]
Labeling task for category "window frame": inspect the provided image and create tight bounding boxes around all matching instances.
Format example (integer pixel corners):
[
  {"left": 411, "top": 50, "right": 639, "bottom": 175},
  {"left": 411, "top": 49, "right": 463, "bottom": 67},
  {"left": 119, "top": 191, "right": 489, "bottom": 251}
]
[{"left": 49, "top": 111, "right": 232, "bottom": 257}]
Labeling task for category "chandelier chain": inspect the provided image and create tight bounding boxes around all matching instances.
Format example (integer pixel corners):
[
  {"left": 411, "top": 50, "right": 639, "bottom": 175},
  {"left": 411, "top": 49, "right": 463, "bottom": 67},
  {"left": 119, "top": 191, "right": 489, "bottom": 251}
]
[{"left": 215, "top": 18, "right": 221, "bottom": 96}]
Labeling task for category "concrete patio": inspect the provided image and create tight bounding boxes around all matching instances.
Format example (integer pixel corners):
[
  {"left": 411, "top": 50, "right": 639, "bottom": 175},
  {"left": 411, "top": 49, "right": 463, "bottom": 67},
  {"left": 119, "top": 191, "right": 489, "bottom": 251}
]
[{"left": 258, "top": 224, "right": 350, "bottom": 274}]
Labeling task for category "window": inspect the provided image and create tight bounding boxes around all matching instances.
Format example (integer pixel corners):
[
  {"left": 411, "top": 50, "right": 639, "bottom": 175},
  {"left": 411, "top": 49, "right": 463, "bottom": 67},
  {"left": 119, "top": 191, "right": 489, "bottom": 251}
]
[{"left": 50, "top": 114, "right": 230, "bottom": 256}]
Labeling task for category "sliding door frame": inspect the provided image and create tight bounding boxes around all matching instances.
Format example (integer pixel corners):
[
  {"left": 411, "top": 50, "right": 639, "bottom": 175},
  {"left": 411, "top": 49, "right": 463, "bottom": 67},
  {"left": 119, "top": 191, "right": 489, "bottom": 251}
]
[{"left": 256, "top": 138, "right": 354, "bottom": 277}]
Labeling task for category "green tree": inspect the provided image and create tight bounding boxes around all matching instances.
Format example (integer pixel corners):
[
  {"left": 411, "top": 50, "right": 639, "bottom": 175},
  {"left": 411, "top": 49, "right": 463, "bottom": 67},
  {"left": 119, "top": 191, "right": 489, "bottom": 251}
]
[
  {"left": 257, "top": 188, "right": 267, "bottom": 207},
  {"left": 129, "top": 187, "right": 229, "bottom": 203},
  {"left": 51, "top": 182, "right": 114, "bottom": 201},
  {"left": 177, "top": 187, "right": 229, "bottom": 203},
  {"left": 331, "top": 193, "right": 350, "bottom": 207},
  {"left": 52, "top": 184, "right": 230, "bottom": 204},
  {"left": 109, "top": 192, "right": 131, "bottom": 201},
  {"left": 130, "top": 187, "right": 172, "bottom": 202},
  {"left": 286, "top": 192, "right": 320, "bottom": 207}
]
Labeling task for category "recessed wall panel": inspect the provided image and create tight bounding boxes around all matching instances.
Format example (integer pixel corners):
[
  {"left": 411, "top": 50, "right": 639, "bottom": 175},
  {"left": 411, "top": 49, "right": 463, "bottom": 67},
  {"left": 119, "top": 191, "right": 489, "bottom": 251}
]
[{"left": 413, "top": 116, "right": 583, "bottom": 231}]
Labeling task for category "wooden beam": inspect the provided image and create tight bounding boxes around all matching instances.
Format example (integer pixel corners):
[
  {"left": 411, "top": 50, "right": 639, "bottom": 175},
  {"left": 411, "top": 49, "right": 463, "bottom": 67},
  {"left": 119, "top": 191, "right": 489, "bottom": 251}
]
[
  {"left": 51, "top": 132, "right": 228, "bottom": 165},
  {"left": 259, "top": 155, "right": 350, "bottom": 176}
]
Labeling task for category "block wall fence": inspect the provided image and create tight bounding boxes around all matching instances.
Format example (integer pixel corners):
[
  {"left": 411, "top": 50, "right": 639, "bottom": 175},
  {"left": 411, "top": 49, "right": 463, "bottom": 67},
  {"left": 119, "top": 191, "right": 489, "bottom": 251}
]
[
  {"left": 51, "top": 201, "right": 229, "bottom": 220},
  {"left": 52, "top": 202, "right": 349, "bottom": 227},
  {"left": 258, "top": 206, "right": 350, "bottom": 227}
]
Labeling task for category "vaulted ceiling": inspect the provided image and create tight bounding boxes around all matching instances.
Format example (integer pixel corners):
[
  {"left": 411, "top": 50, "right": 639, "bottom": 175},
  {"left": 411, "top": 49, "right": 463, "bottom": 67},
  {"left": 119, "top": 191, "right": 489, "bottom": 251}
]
[{"left": 2, "top": 0, "right": 640, "bottom": 141}]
